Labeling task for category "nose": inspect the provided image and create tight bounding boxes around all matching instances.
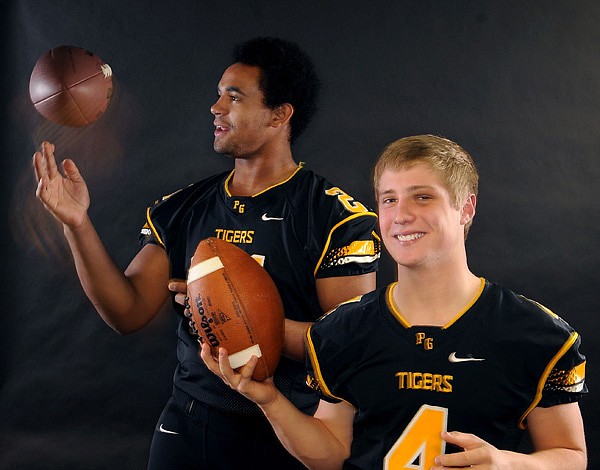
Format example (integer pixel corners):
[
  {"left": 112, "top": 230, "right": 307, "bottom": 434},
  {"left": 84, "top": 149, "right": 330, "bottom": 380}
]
[
  {"left": 210, "top": 96, "right": 225, "bottom": 116},
  {"left": 393, "top": 202, "right": 414, "bottom": 225}
]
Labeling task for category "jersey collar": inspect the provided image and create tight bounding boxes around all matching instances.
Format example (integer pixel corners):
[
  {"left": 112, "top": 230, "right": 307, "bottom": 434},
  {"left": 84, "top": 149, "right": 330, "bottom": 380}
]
[{"left": 223, "top": 163, "right": 304, "bottom": 198}]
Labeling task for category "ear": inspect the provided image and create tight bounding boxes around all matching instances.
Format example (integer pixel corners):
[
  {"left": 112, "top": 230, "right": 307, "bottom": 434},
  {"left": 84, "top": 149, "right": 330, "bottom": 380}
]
[
  {"left": 270, "top": 103, "right": 294, "bottom": 128},
  {"left": 460, "top": 194, "right": 477, "bottom": 226}
]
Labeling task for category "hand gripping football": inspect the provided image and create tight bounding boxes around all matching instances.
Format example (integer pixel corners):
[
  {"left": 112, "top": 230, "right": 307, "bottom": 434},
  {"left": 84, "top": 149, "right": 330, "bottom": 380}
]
[{"left": 186, "top": 237, "right": 284, "bottom": 381}]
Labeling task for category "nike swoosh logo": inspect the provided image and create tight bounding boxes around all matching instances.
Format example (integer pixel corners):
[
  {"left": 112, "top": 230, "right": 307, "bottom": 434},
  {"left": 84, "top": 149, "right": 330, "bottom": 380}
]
[
  {"left": 158, "top": 423, "right": 178, "bottom": 435},
  {"left": 448, "top": 352, "right": 485, "bottom": 363},
  {"left": 261, "top": 213, "right": 284, "bottom": 221}
]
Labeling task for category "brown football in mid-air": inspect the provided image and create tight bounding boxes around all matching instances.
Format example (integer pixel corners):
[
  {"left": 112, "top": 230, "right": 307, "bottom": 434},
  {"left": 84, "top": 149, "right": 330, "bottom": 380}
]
[{"left": 29, "top": 45, "right": 113, "bottom": 127}]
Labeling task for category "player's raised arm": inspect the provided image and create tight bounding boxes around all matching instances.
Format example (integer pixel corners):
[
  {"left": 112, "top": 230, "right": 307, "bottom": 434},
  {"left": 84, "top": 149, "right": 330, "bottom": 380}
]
[
  {"left": 200, "top": 344, "right": 354, "bottom": 469},
  {"left": 33, "top": 141, "right": 171, "bottom": 333}
]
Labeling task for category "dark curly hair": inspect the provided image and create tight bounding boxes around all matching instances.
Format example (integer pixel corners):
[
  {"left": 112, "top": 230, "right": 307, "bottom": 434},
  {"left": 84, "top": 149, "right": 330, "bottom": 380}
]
[{"left": 233, "top": 37, "right": 320, "bottom": 144}]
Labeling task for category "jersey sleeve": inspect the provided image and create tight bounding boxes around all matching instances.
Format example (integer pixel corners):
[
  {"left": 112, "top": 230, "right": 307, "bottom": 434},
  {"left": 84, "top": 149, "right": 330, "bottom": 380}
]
[
  {"left": 137, "top": 181, "right": 202, "bottom": 250},
  {"left": 139, "top": 197, "right": 171, "bottom": 249},
  {"left": 312, "top": 184, "right": 381, "bottom": 279},
  {"left": 137, "top": 174, "right": 225, "bottom": 251},
  {"left": 305, "top": 322, "right": 344, "bottom": 404},
  {"left": 304, "top": 296, "right": 370, "bottom": 405},
  {"left": 524, "top": 299, "right": 588, "bottom": 408},
  {"left": 514, "top": 297, "right": 587, "bottom": 425},
  {"left": 538, "top": 332, "right": 587, "bottom": 407}
]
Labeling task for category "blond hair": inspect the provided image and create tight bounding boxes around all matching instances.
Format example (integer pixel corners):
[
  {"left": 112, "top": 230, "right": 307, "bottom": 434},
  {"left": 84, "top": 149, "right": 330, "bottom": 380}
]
[{"left": 373, "top": 135, "right": 479, "bottom": 236}]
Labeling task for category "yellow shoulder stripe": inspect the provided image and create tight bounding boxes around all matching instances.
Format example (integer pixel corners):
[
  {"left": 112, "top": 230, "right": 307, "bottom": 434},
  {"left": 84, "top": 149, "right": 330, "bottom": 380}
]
[
  {"left": 305, "top": 326, "right": 348, "bottom": 404},
  {"left": 518, "top": 331, "right": 580, "bottom": 429},
  {"left": 145, "top": 206, "right": 165, "bottom": 248}
]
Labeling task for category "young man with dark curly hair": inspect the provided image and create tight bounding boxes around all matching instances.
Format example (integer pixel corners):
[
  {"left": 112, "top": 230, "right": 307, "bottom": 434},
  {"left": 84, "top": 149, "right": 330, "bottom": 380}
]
[{"left": 33, "top": 37, "right": 380, "bottom": 469}]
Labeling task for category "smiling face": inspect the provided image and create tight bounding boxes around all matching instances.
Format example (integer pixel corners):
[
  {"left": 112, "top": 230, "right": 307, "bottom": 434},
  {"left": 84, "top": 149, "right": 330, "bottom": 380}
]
[
  {"left": 210, "top": 63, "right": 281, "bottom": 159},
  {"left": 377, "top": 163, "right": 476, "bottom": 270}
]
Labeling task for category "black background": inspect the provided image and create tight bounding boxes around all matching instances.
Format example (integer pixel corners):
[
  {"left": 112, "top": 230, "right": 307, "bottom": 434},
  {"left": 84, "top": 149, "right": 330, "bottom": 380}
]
[{"left": 2, "top": 1, "right": 599, "bottom": 468}]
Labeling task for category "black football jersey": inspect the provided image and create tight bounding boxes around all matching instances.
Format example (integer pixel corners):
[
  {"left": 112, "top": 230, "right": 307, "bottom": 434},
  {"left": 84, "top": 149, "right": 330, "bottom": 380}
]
[
  {"left": 140, "top": 166, "right": 380, "bottom": 415},
  {"left": 306, "top": 279, "right": 587, "bottom": 469}
]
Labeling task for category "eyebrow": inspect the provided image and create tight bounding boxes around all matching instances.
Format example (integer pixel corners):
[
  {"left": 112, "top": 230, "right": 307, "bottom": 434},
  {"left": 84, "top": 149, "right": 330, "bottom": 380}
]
[
  {"left": 378, "top": 185, "right": 436, "bottom": 196},
  {"left": 407, "top": 184, "right": 436, "bottom": 192},
  {"left": 378, "top": 189, "right": 395, "bottom": 198},
  {"left": 220, "top": 85, "right": 247, "bottom": 96}
]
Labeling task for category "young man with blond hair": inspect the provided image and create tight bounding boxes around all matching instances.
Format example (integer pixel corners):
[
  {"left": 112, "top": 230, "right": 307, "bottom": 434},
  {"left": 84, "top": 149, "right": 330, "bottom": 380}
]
[{"left": 203, "top": 134, "right": 587, "bottom": 469}]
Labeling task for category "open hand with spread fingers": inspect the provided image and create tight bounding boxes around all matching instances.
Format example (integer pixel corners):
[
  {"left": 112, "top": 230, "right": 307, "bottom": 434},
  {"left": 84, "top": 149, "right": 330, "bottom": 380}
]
[{"left": 33, "top": 141, "right": 90, "bottom": 229}]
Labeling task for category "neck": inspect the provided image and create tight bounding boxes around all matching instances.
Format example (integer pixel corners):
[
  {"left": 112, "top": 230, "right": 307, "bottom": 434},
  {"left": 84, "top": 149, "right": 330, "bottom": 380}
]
[
  {"left": 229, "top": 155, "right": 298, "bottom": 196},
  {"left": 229, "top": 145, "right": 297, "bottom": 196},
  {"left": 392, "top": 263, "right": 481, "bottom": 326}
]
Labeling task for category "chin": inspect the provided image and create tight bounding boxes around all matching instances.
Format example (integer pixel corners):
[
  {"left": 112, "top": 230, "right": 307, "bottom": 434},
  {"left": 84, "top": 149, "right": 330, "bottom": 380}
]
[
  {"left": 390, "top": 251, "right": 425, "bottom": 269},
  {"left": 214, "top": 144, "right": 233, "bottom": 157}
]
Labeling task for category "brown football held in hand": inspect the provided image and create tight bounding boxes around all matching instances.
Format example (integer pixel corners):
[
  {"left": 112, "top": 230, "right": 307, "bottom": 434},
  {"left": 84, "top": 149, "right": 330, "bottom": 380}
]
[{"left": 186, "top": 237, "right": 284, "bottom": 381}]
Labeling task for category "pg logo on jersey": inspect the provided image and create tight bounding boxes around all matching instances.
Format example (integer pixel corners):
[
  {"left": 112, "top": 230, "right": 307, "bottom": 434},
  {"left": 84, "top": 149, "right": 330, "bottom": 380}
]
[
  {"left": 415, "top": 332, "right": 434, "bottom": 350},
  {"left": 232, "top": 200, "right": 245, "bottom": 214}
]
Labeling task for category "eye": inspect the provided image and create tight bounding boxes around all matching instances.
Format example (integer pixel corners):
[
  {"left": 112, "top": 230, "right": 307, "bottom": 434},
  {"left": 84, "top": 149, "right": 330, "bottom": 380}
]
[
  {"left": 229, "top": 94, "right": 239, "bottom": 101},
  {"left": 381, "top": 197, "right": 397, "bottom": 205}
]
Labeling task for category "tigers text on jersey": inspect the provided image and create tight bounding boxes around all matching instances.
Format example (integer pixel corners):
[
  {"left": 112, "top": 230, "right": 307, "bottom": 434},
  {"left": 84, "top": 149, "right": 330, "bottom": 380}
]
[
  {"left": 306, "top": 279, "right": 587, "bottom": 470},
  {"left": 140, "top": 166, "right": 380, "bottom": 415}
]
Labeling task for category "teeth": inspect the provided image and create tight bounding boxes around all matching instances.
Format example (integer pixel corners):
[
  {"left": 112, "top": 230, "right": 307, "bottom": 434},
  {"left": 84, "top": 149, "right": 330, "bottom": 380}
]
[{"left": 396, "top": 233, "right": 424, "bottom": 242}]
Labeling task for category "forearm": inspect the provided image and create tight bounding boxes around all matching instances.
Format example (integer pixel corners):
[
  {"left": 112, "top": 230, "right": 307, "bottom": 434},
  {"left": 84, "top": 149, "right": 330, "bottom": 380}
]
[
  {"left": 502, "top": 448, "right": 586, "bottom": 470},
  {"left": 200, "top": 346, "right": 353, "bottom": 468},
  {"left": 63, "top": 215, "right": 158, "bottom": 333},
  {"left": 436, "top": 421, "right": 587, "bottom": 470},
  {"left": 260, "top": 393, "right": 349, "bottom": 470}
]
